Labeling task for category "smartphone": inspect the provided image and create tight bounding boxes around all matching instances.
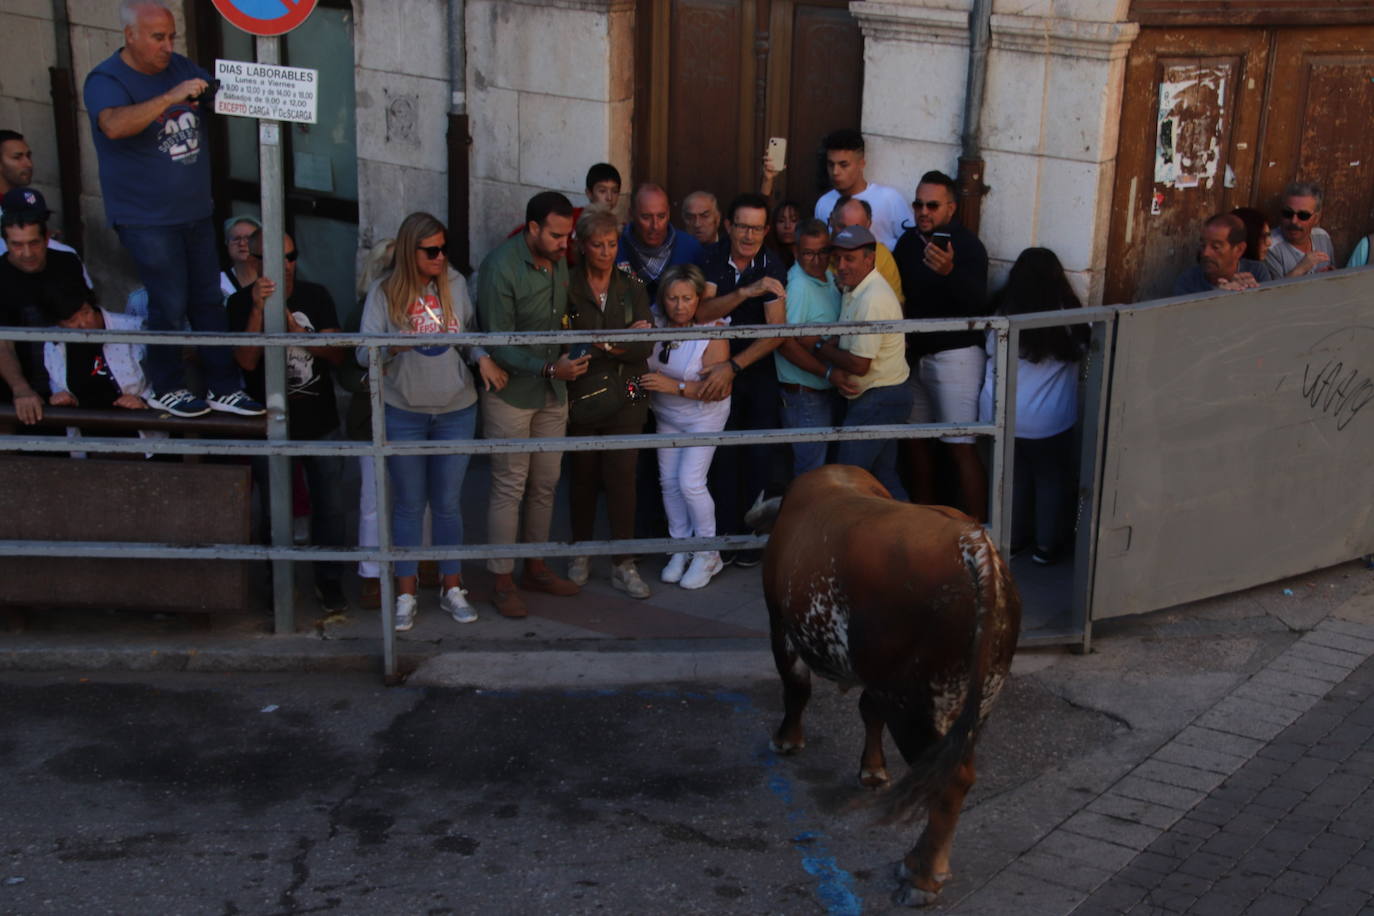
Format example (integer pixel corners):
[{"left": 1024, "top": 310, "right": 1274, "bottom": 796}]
[
  {"left": 569, "top": 342, "right": 593, "bottom": 360},
  {"left": 766, "top": 137, "right": 787, "bottom": 173},
  {"left": 932, "top": 231, "right": 952, "bottom": 251}
]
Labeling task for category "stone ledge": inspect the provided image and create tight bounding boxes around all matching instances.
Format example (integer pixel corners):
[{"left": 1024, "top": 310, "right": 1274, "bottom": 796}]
[
  {"left": 990, "top": 14, "right": 1139, "bottom": 62},
  {"left": 850, "top": 1, "right": 971, "bottom": 48}
]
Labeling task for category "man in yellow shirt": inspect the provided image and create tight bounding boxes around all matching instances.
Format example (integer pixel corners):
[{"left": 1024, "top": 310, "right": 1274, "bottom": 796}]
[
  {"left": 813, "top": 225, "right": 913, "bottom": 499},
  {"left": 830, "top": 195, "right": 904, "bottom": 305}
]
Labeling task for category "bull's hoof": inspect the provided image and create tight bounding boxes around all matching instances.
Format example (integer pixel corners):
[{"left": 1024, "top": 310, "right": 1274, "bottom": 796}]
[
  {"left": 892, "top": 883, "right": 942, "bottom": 908},
  {"left": 859, "top": 767, "right": 890, "bottom": 789},
  {"left": 769, "top": 736, "right": 805, "bottom": 755}
]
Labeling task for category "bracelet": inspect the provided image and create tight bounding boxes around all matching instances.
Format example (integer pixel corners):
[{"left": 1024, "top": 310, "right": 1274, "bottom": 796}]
[
  {"left": 728, "top": 358, "right": 743, "bottom": 375},
  {"left": 813, "top": 337, "right": 828, "bottom": 352}
]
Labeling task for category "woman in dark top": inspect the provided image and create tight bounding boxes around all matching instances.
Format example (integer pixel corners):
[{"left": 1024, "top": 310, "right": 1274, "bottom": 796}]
[
  {"left": 770, "top": 200, "right": 801, "bottom": 269},
  {"left": 565, "top": 208, "right": 655, "bottom": 597}
]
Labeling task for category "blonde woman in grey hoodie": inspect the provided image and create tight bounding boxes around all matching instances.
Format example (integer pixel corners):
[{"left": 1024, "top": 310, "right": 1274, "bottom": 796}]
[{"left": 358, "top": 212, "right": 506, "bottom": 632}]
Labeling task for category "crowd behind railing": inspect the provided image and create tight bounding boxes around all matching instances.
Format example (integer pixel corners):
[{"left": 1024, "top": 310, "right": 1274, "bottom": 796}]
[{"left": 3, "top": 0, "right": 1368, "bottom": 632}]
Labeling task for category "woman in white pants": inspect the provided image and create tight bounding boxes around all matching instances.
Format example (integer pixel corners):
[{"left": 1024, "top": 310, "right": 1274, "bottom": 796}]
[{"left": 638, "top": 264, "right": 731, "bottom": 589}]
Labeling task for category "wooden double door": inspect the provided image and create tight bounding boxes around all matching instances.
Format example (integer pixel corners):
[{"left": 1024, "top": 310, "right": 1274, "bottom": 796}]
[
  {"left": 1106, "top": 23, "right": 1374, "bottom": 303},
  {"left": 633, "top": 0, "right": 863, "bottom": 215}
]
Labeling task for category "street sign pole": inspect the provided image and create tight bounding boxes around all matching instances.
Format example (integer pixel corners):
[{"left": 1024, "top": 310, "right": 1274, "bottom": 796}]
[{"left": 256, "top": 35, "right": 293, "bottom": 635}]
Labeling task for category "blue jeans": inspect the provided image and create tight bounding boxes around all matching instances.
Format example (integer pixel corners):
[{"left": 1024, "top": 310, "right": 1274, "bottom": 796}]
[
  {"left": 384, "top": 403, "right": 477, "bottom": 578},
  {"left": 115, "top": 217, "right": 239, "bottom": 396},
  {"left": 836, "top": 382, "right": 915, "bottom": 500},
  {"left": 779, "top": 385, "right": 838, "bottom": 477}
]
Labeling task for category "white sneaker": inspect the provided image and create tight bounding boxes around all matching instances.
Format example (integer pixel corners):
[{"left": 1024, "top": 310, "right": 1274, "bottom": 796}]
[
  {"left": 568, "top": 555, "right": 591, "bottom": 586},
  {"left": 680, "top": 551, "right": 724, "bottom": 590},
  {"left": 441, "top": 586, "right": 477, "bottom": 623},
  {"left": 612, "top": 560, "right": 651, "bottom": 599},
  {"left": 660, "top": 552, "right": 689, "bottom": 584},
  {"left": 394, "top": 593, "right": 417, "bottom": 632}
]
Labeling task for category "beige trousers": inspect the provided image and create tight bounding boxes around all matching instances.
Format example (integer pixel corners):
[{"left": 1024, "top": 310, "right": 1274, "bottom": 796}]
[{"left": 480, "top": 388, "right": 567, "bottom": 574}]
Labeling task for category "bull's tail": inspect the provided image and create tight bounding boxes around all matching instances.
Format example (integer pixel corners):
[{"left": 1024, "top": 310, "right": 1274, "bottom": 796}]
[{"left": 876, "top": 525, "right": 1013, "bottom": 826}]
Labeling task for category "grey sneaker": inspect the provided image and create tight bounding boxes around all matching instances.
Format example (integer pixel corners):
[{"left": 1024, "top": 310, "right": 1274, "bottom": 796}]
[
  {"left": 207, "top": 389, "right": 266, "bottom": 416},
  {"left": 611, "top": 560, "right": 650, "bottom": 599},
  {"left": 394, "top": 593, "right": 417, "bottom": 631},
  {"left": 441, "top": 586, "right": 477, "bottom": 624},
  {"left": 567, "top": 555, "right": 591, "bottom": 586},
  {"left": 147, "top": 388, "right": 210, "bottom": 418}
]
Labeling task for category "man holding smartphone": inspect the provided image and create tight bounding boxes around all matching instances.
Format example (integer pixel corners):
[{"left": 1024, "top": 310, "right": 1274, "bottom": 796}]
[{"left": 892, "top": 170, "right": 990, "bottom": 520}]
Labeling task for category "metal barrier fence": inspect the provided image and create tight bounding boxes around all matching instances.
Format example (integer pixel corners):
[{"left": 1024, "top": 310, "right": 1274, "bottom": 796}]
[{"left": 0, "top": 311, "right": 1115, "bottom": 677}]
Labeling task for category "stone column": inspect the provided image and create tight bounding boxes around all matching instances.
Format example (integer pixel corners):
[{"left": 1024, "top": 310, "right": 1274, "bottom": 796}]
[
  {"left": 850, "top": 1, "right": 1138, "bottom": 303},
  {"left": 465, "top": 0, "right": 634, "bottom": 264}
]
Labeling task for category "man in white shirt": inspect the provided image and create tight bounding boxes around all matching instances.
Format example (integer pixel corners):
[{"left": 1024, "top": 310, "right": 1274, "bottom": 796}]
[{"left": 812, "top": 129, "right": 909, "bottom": 250}]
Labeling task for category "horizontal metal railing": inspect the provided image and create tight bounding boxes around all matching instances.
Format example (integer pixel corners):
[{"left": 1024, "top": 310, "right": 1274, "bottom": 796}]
[{"left": 1, "top": 312, "right": 1084, "bottom": 675}]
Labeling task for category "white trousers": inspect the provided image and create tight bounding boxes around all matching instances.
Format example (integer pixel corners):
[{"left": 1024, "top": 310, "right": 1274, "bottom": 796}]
[{"left": 655, "top": 408, "right": 725, "bottom": 540}]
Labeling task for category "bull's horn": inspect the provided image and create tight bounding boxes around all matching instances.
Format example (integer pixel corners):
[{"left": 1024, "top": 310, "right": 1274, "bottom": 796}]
[{"left": 744, "top": 491, "right": 784, "bottom": 533}]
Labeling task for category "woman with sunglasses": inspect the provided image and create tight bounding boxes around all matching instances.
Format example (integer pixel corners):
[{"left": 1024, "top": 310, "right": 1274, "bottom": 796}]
[
  {"left": 358, "top": 212, "right": 507, "bottom": 632},
  {"left": 220, "top": 215, "right": 261, "bottom": 298},
  {"left": 565, "top": 208, "right": 656, "bottom": 596},
  {"left": 637, "top": 264, "right": 732, "bottom": 590}
]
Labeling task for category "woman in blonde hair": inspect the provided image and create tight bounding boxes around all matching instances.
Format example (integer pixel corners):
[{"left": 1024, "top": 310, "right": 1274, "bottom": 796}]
[{"left": 358, "top": 212, "right": 506, "bottom": 632}]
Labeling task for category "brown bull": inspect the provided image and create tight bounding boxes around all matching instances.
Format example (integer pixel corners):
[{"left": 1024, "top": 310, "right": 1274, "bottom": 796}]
[{"left": 749, "top": 464, "right": 1020, "bottom": 907}]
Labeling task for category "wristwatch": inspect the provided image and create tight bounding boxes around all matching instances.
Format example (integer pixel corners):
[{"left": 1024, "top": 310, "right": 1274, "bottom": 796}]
[{"left": 677, "top": 381, "right": 686, "bottom": 394}]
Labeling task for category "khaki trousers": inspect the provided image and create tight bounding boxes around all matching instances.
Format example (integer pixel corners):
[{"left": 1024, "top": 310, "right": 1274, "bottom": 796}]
[{"left": 481, "top": 388, "right": 567, "bottom": 574}]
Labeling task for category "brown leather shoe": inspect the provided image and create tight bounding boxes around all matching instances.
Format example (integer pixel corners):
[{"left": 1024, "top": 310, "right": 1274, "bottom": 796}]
[
  {"left": 520, "top": 566, "right": 580, "bottom": 596},
  {"left": 492, "top": 587, "right": 527, "bottom": 619},
  {"left": 359, "top": 577, "right": 381, "bottom": 610}
]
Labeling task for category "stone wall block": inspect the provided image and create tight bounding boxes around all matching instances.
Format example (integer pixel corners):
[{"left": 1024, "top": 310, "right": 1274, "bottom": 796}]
[
  {"left": 356, "top": 159, "right": 448, "bottom": 251},
  {"left": 355, "top": 73, "right": 449, "bottom": 173},
  {"left": 65, "top": 0, "right": 122, "bottom": 30},
  {"left": 862, "top": 37, "right": 966, "bottom": 146},
  {"left": 355, "top": 0, "right": 448, "bottom": 82},
  {"left": 0, "top": 13, "right": 57, "bottom": 104},
  {"left": 7, "top": 0, "right": 51, "bottom": 19},
  {"left": 468, "top": 1, "right": 610, "bottom": 101},
  {"left": 470, "top": 177, "right": 545, "bottom": 265},
  {"left": 980, "top": 49, "right": 1048, "bottom": 157},
  {"left": 518, "top": 93, "right": 609, "bottom": 193},
  {"left": 865, "top": 135, "right": 961, "bottom": 203},
  {"left": 1032, "top": 157, "right": 1105, "bottom": 272},
  {"left": 1041, "top": 53, "right": 1117, "bottom": 163},
  {"left": 468, "top": 86, "right": 519, "bottom": 184},
  {"left": 979, "top": 149, "right": 1039, "bottom": 259}
]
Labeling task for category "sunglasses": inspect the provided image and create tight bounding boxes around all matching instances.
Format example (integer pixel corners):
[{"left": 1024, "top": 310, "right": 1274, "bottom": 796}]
[
  {"left": 417, "top": 244, "right": 447, "bottom": 260},
  {"left": 248, "top": 249, "right": 299, "bottom": 262},
  {"left": 912, "top": 200, "right": 945, "bottom": 211},
  {"left": 1280, "top": 208, "right": 1314, "bottom": 221},
  {"left": 658, "top": 340, "right": 680, "bottom": 363}
]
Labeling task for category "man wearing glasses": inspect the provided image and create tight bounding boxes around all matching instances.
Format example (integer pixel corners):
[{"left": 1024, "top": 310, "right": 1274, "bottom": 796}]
[
  {"left": 773, "top": 219, "right": 841, "bottom": 475},
  {"left": 893, "top": 169, "right": 990, "bottom": 520},
  {"left": 697, "top": 193, "right": 788, "bottom": 566},
  {"left": 1266, "top": 181, "right": 1334, "bottom": 278}
]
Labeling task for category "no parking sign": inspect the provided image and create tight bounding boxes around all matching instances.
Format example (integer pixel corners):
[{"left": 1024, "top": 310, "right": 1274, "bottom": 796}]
[{"left": 210, "top": 0, "right": 318, "bottom": 37}]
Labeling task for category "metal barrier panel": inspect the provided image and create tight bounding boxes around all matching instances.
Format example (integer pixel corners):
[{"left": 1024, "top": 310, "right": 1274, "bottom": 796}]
[{"left": 1091, "top": 269, "right": 1374, "bottom": 620}]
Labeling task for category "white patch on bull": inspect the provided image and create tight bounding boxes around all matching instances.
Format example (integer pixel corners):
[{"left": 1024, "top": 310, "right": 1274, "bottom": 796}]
[
  {"left": 791, "top": 575, "right": 858, "bottom": 686},
  {"left": 927, "top": 671, "right": 968, "bottom": 736}
]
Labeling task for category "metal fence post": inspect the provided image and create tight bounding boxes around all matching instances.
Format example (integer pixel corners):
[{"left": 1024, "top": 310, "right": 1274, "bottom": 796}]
[
  {"left": 256, "top": 36, "right": 294, "bottom": 635},
  {"left": 367, "top": 346, "right": 396, "bottom": 680}
]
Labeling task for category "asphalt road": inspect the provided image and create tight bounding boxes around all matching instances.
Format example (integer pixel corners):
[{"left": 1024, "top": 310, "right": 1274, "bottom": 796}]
[{"left": 0, "top": 668, "right": 1120, "bottom": 915}]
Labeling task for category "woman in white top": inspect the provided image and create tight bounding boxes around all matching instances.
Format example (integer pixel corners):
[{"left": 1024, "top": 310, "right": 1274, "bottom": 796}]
[
  {"left": 638, "top": 264, "right": 732, "bottom": 590},
  {"left": 978, "top": 248, "right": 1088, "bottom": 565}
]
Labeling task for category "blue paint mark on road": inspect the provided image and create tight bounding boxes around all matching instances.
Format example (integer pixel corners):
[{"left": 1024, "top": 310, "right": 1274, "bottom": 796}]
[{"left": 760, "top": 750, "right": 864, "bottom": 915}]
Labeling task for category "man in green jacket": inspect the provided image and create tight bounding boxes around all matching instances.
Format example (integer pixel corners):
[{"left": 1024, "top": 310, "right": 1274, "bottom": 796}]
[{"left": 477, "top": 191, "right": 590, "bottom": 618}]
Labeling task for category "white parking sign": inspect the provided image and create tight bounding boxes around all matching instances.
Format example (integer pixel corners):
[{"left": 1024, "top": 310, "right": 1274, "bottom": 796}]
[{"left": 213, "top": 59, "right": 318, "bottom": 124}]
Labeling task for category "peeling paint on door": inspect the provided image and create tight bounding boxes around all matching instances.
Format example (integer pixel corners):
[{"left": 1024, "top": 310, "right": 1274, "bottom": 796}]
[{"left": 1155, "top": 63, "right": 1231, "bottom": 186}]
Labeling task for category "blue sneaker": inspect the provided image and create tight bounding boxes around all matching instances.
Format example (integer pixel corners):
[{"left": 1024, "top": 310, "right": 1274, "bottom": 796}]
[
  {"left": 147, "top": 388, "right": 211, "bottom": 418},
  {"left": 207, "top": 389, "right": 266, "bottom": 416}
]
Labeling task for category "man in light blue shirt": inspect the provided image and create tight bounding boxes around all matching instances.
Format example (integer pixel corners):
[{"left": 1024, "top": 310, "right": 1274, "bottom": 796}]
[{"left": 773, "top": 219, "right": 841, "bottom": 475}]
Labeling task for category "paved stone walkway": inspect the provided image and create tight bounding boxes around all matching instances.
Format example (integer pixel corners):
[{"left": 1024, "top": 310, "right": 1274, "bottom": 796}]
[{"left": 951, "top": 617, "right": 1374, "bottom": 915}]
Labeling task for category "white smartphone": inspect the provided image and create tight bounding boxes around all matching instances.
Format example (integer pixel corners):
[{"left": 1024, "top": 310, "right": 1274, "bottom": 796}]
[{"left": 766, "top": 137, "right": 787, "bottom": 173}]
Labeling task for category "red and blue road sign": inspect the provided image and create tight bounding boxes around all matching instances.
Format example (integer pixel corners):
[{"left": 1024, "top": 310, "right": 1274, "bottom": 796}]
[{"left": 210, "top": 0, "right": 318, "bottom": 37}]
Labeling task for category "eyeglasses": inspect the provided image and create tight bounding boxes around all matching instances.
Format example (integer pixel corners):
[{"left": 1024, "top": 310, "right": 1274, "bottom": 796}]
[
  {"left": 797, "top": 247, "right": 831, "bottom": 260},
  {"left": 912, "top": 200, "right": 946, "bottom": 211},
  {"left": 248, "top": 250, "right": 299, "bottom": 262},
  {"left": 731, "top": 223, "right": 768, "bottom": 236},
  {"left": 1280, "top": 208, "right": 1315, "bottom": 221},
  {"left": 658, "top": 340, "right": 680, "bottom": 363},
  {"left": 416, "top": 244, "right": 447, "bottom": 259}
]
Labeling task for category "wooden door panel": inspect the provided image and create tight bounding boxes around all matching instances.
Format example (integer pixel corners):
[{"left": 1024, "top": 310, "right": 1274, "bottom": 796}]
[
  {"left": 1105, "top": 30, "right": 1269, "bottom": 303},
  {"left": 1262, "top": 28, "right": 1374, "bottom": 262}
]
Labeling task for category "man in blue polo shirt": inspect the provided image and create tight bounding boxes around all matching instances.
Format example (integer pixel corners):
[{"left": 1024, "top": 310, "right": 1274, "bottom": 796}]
[{"left": 83, "top": 0, "right": 261, "bottom": 419}]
